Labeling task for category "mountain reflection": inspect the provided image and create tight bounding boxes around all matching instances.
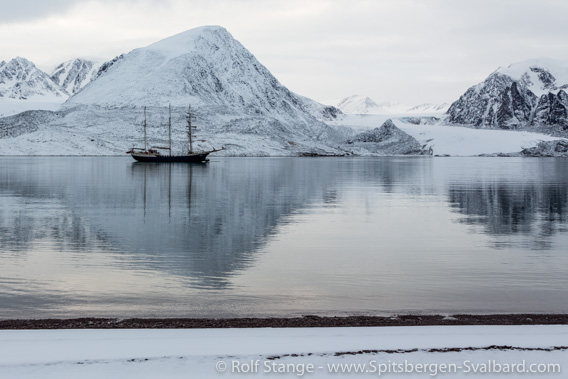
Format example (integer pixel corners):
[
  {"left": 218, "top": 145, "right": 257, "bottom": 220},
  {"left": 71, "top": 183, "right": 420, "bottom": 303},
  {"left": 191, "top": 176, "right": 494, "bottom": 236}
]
[
  {"left": 448, "top": 179, "right": 568, "bottom": 249},
  {"left": 117, "top": 160, "right": 337, "bottom": 288},
  {"left": 0, "top": 158, "right": 344, "bottom": 290}
]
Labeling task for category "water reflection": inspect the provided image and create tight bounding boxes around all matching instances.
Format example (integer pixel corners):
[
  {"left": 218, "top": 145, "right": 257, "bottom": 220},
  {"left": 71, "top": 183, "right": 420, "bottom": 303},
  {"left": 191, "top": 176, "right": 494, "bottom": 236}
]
[
  {"left": 1, "top": 158, "right": 342, "bottom": 289},
  {"left": 447, "top": 159, "right": 568, "bottom": 250},
  {"left": 0, "top": 157, "right": 567, "bottom": 317}
]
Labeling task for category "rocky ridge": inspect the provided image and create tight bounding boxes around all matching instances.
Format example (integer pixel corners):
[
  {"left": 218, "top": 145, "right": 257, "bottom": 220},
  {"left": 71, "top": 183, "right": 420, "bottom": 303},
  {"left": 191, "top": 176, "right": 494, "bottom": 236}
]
[
  {"left": 347, "top": 119, "right": 424, "bottom": 155},
  {"left": 0, "top": 57, "right": 68, "bottom": 100},
  {"left": 51, "top": 58, "right": 100, "bottom": 95},
  {"left": 447, "top": 59, "right": 568, "bottom": 134}
]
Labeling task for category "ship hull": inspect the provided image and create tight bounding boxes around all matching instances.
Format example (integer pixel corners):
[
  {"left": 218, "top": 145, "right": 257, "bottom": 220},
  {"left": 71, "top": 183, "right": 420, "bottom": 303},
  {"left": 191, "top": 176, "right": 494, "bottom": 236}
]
[{"left": 131, "top": 152, "right": 211, "bottom": 163}]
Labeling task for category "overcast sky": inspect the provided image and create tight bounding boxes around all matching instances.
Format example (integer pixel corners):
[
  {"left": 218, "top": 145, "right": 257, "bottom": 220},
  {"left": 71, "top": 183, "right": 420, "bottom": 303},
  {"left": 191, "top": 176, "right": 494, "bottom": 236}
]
[{"left": 1, "top": 0, "right": 567, "bottom": 105}]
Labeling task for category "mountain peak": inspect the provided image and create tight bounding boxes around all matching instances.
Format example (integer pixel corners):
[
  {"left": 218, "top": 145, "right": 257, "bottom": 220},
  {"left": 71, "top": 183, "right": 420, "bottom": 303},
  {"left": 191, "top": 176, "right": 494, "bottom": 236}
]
[
  {"left": 448, "top": 57, "right": 568, "bottom": 131},
  {"left": 143, "top": 25, "right": 230, "bottom": 58},
  {"left": 51, "top": 58, "right": 100, "bottom": 95},
  {"left": 493, "top": 58, "right": 568, "bottom": 96},
  {"left": 8, "top": 56, "right": 35, "bottom": 68},
  {"left": 1, "top": 57, "right": 68, "bottom": 100},
  {"left": 335, "top": 95, "right": 380, "bottom": 114},
  {"left": 65, "top": 25, "right": 336, "bottom": 125}
]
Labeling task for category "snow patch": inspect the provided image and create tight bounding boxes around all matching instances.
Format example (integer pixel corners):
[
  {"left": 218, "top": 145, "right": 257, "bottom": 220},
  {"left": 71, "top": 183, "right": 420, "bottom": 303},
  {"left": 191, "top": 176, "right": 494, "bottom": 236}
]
[{"left": 0, "top": 326, "right": 566, "bottom": 378}]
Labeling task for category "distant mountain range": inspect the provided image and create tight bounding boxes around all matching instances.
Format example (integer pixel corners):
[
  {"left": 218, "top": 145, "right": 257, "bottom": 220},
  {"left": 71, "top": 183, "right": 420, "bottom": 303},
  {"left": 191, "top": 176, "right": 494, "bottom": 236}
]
[
  {"left": 0, "top": 57, "right": 69, "bottom": 100},
  {"left": 1, "top": 26, "right": 567, "bottom": 155},
  {"left": 447, "top": 58, "right": 568, "bottom": 134},
  {"left": 327, "top": 95, "right": 448, "bottom": 115},
  {"left": 0, "top": 57, "right": 100, "bottom": 117}
]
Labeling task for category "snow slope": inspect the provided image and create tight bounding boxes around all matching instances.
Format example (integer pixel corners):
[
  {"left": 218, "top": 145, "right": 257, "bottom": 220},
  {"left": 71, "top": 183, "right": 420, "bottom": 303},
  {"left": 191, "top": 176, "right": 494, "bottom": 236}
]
[
  {"left": 0, "top": 326, "right": 565, "bottom": 378},
  {"left": 0, "top": 98, "right": 63, "bottom": 118},
  {"left": 407, "top": 102, "right": 449, "bottom": 113}
]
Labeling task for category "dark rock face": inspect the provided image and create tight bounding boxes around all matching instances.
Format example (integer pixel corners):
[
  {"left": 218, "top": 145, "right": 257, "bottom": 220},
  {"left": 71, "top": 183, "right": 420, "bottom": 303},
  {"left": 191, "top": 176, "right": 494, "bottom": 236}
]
[
  {"left": 521, "top": 140, "right": 568, "bottom": 157},
  {"left": 0, "top": 110, "right": 59, "bottom": 138},
  {"left": 321, "top": 105, "right": 342, "bottom": 120},
  {"left": 447, "top": 76, "right": 538, "bottom": 130},
  {"left": 447, "top": 73, "right": 515, "bottom": 127},
  {"left": 496, "top": 82, "right": 537, "bottom": 129},
  {"left": 347, "top": 119, "right": 423, "bottom": 155},
  {"left": 94, "top": 54, "right": 124, "bottom": 80},
  {"left": 530, "top": 67, "right": 556, "bottom": 90},
  {"left": 532, "top": 90, "right": 568, "bottom": 130}
]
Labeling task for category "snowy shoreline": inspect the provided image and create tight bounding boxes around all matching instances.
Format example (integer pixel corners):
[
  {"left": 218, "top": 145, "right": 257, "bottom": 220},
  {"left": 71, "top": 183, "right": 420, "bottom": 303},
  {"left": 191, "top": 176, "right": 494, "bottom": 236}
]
[
  {"left": 1, "top": 324, "right": 566, "bottom": 378},
  {"left": 2, "top": 314, "right": 568, "bottom": 329}
]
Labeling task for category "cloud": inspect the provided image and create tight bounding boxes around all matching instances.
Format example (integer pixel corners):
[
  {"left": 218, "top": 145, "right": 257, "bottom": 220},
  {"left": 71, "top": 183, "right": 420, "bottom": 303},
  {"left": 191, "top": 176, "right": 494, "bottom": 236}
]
[
  {"left": 0, "top": 0, "right": 166, "bottom": 22},
  {"left": 0, "top": 0, "right": 79, "bottom": 22},
  {"left": 1, "top": 0, "right": 568, "bottom": 104}
]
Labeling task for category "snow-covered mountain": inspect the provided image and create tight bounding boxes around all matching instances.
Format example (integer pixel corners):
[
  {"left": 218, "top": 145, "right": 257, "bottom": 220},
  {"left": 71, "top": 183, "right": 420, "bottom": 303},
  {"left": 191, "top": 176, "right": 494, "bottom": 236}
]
[
  {"left": 0, "top": 57, "right": 69, "bottom": 117},
  {"left": 330, "top": 95, "right": 408, "bottom": 114},
  {"left": 332, "top": 95, "right": 379, "bottom": 114},
  {"left": 331, "top": 95, "right": 448, "bottom": 115},
  {"left": 66, "top": 26, "right": 339, "bottom": 123},
  {"left": 406, "top": 103, "right": 449, "bottom": 113},
  {"left": 0, "top": 57, "right": 68, "bottom": 100},
  {"left": 0, "top": 26, "right": 353, "bottom": 156},
  {"left": 447, "top": 58, "right": 568, "bottom": 133},
  {"left": 51, "top": 58, "right": 100, "bottom": 95}
]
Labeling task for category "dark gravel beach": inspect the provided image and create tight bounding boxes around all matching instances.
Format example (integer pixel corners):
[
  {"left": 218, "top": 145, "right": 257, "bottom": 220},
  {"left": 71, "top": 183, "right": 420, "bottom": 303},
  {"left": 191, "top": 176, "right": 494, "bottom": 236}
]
[{"left": 1, "top": 314, "right": 568, "bottom": 330}]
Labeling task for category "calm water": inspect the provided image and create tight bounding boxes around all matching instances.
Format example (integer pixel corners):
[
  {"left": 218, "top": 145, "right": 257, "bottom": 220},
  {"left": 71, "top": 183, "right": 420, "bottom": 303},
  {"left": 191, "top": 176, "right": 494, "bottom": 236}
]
[{"left": 0, "top": 156, "right": 567, "bottom": 318}]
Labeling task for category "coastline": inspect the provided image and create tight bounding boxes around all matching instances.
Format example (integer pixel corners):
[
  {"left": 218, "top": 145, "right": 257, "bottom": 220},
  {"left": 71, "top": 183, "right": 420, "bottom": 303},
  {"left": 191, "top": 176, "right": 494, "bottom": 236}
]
[{"left": 2, "top": 314, "right": 568, "bottom": 329}]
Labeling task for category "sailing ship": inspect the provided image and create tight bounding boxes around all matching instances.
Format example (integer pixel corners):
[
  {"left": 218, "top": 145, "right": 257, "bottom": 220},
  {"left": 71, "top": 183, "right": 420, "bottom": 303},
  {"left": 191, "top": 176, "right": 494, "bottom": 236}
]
[{"left": 127, "top": 105, "right": 224, "bottom": 163}]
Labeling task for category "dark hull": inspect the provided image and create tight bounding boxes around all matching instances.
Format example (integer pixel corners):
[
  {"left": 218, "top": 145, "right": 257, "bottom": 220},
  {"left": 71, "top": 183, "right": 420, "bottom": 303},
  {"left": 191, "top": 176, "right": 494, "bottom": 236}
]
[{"left": 131, "top": 152, "right": 211, "bottom": 163}]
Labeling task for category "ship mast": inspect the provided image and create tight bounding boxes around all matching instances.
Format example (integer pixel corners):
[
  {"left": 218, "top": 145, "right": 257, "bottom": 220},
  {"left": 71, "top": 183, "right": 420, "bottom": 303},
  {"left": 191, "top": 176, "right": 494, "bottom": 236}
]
[
  {"left": 143, "top": 106, "right": 147, "bottom": 151},
  {"left": 168, "top": 104, "right": 172, "bottom": 156},
  {"left": 186, "top": 104, "right": 196, "bottom": 154}
]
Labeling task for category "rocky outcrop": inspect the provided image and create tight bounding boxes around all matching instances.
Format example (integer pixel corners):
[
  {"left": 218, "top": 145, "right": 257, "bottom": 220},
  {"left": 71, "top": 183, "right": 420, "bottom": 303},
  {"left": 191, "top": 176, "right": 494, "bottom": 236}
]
[
  {"left": 521, "top": 140, "right": 568, "bottom": 157},
  {"left": 533, "top": 90, "right": 568, "bottom": 130},
  {"left": 0, "top": 110, "right": 60, "bottom": 138},
  {"left": 495, "top": 82, "right": 538, "bottom": 129},
  {"left": 447, "top": 73, "right": 514, "bottom": 127},
  {"left": 347, "top": 119, "right": 423, "bottom": 155}
]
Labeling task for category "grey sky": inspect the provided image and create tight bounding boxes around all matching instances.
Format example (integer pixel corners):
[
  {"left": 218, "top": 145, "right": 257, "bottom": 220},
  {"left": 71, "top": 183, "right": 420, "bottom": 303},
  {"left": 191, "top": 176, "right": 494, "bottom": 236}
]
[{"left": 1, "top": 0, "right": 567, "bottom": 105}]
